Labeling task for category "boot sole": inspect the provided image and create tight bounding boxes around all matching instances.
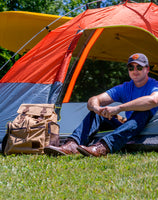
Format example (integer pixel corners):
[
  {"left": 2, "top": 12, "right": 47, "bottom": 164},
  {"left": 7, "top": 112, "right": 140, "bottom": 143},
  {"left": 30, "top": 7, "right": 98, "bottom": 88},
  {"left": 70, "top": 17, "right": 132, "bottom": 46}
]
[
  {"left": 77, "top": 146, "right": 92, "bottom": 157},
  {"left": 44, "top": 146, "right": 66, "bottom": 156}
]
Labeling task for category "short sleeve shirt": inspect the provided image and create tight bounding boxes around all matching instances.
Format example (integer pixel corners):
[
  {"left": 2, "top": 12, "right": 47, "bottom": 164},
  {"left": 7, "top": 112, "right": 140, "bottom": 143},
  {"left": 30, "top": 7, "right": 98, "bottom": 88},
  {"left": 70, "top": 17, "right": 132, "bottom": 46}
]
[{"left": 106, "top": 77, "right": 158, "bottom": 119}]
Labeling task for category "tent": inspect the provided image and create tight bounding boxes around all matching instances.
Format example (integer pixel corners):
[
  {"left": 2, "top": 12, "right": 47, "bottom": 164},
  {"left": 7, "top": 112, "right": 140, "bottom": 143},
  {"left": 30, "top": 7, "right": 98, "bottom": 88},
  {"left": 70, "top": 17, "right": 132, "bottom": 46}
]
[
  {"left": 0, "top": 1, "right": 158, "bottom": 150},
  {"left": 0, "top": 11, "right": 72, "bottom": 54}
]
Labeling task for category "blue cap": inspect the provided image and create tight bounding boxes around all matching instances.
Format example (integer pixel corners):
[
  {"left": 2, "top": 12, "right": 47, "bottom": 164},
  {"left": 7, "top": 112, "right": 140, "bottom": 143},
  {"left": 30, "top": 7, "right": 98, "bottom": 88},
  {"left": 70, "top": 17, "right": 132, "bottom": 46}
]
[{"left": 128, "top": 53, "right": 149, "bottom": 67}]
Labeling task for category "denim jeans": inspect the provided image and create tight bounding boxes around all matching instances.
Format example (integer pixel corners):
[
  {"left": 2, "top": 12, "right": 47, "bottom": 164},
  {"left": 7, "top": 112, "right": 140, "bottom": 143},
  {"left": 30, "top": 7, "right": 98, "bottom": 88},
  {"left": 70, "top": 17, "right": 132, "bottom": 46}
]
[{"left": 69, "top": 110, "right": 153, "bottom": 153}]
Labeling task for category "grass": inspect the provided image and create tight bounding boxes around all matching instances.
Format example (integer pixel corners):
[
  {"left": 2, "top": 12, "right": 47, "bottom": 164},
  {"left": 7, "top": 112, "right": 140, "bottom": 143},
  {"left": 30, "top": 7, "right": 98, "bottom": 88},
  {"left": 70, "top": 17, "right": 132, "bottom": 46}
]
[{"left": 0, "top": 152, "right": 158, "bottom": 200}]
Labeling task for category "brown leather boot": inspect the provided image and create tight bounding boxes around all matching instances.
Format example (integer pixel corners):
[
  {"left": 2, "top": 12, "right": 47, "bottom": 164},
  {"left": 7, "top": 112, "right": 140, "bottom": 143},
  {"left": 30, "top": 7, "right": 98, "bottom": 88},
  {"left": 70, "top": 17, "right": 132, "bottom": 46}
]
[
  {"left": 44, "top": 140, "right": 79, "bottom": 156},
  {"left": 77, "top": 142, "right": 110, "bottom": 157}
]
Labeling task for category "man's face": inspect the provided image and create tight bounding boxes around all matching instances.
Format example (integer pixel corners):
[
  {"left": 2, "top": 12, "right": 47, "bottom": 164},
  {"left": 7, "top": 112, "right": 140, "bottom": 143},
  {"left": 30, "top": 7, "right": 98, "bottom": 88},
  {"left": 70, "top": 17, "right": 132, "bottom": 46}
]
[{"left": 128, "top": 62, "right": 149, "bottom": 86}]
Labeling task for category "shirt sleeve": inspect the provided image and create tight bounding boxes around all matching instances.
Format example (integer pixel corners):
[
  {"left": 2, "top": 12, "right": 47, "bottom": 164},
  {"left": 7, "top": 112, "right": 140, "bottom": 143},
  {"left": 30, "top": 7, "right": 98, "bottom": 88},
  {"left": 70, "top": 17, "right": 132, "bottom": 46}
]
[
  {"left": 106, "top": 84, "right": 124, "bottom": 103},
  {"left": 151, "top": 85, "right": 158, "bottom": 93}
]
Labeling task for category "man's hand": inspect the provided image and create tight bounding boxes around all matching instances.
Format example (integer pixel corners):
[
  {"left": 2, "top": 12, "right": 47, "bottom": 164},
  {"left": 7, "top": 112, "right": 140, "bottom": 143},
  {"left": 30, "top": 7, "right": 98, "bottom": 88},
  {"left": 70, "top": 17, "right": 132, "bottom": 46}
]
[
  {"left": 87, "top": 92, "right": 114, "bottom": 114},
  {"left": 101, "top": 105, "right": 121, "bottom": 120}
]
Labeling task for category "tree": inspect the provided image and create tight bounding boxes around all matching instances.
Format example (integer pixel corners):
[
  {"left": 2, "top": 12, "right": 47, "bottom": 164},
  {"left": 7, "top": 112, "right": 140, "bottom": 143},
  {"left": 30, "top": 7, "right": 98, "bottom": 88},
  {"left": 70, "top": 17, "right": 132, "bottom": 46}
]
[
  {"left": 0, "top": 47, "right": 21, "bottom": 79},
  {"left": 0, "top": 0, "right": 63, "bottom": 14},
  {"left": 70, "top": 59, "right": 129, "bottom": 102},
  {"left": 0, "top": 0, "right": 103, "bottom": 15}
]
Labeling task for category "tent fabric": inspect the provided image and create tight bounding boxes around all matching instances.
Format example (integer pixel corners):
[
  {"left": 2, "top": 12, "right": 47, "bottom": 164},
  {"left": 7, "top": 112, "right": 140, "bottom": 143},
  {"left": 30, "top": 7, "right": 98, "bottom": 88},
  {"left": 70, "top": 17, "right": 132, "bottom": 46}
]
[
  {"left": 1, "top": 3, "right": 158, "bottom": 84},
  {"left": 0, "top": 28, "right": 82, "bottom": 84},
  {"left": 1, "top": 2, "right": 158, "bottom": 84},
  {"left": 58, "top": 102, "right": 89, "bottom": 135},
  {"left": 0, "top": 11, "right": 72, "bottom": 54},
  {"left": 74, "top": 26, "right": 158, "bottom": 65},
  {"left": 1, "top": 2, "right": 158, "bottom": 140}
]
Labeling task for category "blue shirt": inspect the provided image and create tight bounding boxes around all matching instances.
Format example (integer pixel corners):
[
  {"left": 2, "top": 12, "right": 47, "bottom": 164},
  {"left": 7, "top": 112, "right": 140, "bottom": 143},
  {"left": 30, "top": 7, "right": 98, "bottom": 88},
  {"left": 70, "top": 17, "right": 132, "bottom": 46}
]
[{"left": 106, "top": 77, "right": 158, "bottom": 119}]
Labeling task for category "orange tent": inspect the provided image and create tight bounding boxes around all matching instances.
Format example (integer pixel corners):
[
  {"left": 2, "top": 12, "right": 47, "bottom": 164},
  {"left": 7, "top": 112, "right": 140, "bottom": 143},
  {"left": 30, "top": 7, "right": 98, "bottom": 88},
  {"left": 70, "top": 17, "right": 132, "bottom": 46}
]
[{"left": 0, "top": 2, "right": 158, "bottom": 138}]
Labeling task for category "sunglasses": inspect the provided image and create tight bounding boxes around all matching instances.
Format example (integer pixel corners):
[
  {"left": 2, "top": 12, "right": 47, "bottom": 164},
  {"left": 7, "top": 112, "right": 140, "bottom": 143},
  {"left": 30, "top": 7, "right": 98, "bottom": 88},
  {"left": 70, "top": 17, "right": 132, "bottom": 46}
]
[{"left": 127, "top": 64, "right": 144, "bottom": 71}]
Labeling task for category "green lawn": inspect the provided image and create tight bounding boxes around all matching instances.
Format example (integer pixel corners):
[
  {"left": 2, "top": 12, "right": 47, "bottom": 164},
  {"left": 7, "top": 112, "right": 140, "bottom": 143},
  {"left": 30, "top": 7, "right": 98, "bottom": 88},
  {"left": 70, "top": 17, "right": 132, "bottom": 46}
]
[{"left": 0, "top": 152, "right": 158, "bottom": 200}]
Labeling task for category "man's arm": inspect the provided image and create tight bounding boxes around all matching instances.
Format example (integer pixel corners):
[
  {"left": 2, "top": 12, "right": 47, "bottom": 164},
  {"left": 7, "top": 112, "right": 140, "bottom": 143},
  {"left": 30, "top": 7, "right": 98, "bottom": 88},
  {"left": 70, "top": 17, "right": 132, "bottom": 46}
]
[
  {"left": 103, "top": 92, "right": 158, "bottom": 120},
  {"left": 87, "top": 92, "right": 114, "bottom": 115},
  {"left": 119, "top": 92, "right": 158, "bottom": 112}
]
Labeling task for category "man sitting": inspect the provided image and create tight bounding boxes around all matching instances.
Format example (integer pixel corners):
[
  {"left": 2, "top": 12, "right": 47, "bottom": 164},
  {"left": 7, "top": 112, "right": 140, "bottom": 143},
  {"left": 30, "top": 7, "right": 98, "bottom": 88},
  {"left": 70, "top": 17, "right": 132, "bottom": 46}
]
[{"left": 44, "top": 53, "right": 158, "bottom": 157}]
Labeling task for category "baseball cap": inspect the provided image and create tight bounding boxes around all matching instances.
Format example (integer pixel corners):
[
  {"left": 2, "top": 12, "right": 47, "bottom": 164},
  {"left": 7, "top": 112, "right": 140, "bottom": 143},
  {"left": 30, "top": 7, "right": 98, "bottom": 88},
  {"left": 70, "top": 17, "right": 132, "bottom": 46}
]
[{"left": 127, "top": 53, "right": 149, "bottom": 67}]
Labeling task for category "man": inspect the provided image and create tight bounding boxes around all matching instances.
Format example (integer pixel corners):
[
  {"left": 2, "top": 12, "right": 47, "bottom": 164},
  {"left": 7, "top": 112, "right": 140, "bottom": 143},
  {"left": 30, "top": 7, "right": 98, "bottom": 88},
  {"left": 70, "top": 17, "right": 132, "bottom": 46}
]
[{"left": 44, "top": 53, "right": 158, "bottom": 157}]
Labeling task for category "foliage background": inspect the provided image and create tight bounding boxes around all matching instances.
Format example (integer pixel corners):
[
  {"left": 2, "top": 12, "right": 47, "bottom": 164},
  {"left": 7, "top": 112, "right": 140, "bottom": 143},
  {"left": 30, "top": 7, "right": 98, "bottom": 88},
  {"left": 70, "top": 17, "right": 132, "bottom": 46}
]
[{"left": 0, "top": 0, "right": 152, "bottom": 102}]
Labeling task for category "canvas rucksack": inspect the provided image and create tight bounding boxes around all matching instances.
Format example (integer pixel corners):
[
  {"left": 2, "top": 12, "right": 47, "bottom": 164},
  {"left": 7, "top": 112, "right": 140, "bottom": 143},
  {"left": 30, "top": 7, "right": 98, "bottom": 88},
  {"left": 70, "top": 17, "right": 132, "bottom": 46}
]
[{"left": 3, "top": 104, "right": 59, "bottom": 155}]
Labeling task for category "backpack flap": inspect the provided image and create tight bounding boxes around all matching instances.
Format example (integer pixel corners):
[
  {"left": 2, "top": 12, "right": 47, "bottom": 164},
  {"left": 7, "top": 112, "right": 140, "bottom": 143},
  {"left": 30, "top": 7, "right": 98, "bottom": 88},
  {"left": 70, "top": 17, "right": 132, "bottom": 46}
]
[{"left": 17, "top": 104, "right": 55, "bottom": 117}]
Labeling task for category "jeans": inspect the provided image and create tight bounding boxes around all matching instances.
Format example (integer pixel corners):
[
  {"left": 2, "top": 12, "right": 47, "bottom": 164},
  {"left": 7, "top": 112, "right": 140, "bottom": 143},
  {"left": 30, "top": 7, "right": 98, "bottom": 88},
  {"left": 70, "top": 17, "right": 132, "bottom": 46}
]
[{"left": 69, "top": 110, "right": 153, "bottom": 153}]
